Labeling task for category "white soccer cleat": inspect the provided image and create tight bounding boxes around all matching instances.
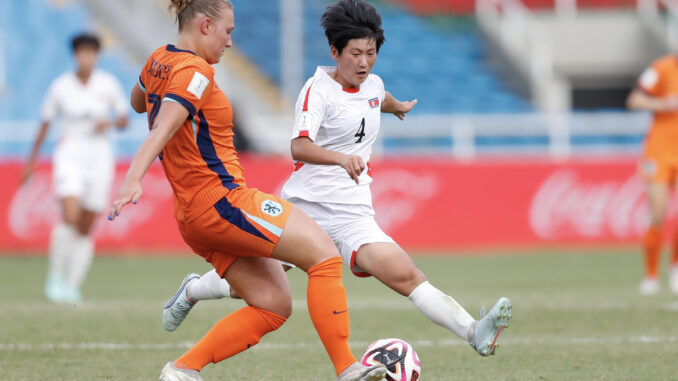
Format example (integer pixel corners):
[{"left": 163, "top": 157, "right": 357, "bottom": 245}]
[
  {"left": 669, "top": 265, "right": 678, "bottom": 294},
  {"left": 471, "top": 297, "right": 511, "bottom": 356},
  {"left": 163, "top": 273, "right": 200, "bottom": 331},
  {"left": 638, "top": 277, "right": 660, "bottom": 295},
  {"left": 337, "top": 363, "right": 387, "bottom": 381},
  {"left": 159, "top": 362, "right": 202, "bottom": 381}
]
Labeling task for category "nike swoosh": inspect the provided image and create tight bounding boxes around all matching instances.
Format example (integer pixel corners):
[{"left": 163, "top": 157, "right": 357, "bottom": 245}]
[{"left": 332, "top": 309, "right": 348, "bottom": 314}]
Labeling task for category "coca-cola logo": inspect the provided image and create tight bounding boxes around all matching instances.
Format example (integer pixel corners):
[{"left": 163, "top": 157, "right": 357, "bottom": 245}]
[
  {"left": 529, "top": 170, "right": 650, "bottom": 239},
  {"left": 372, "top": 169, "right": 440, "bottom": 232},
  {"left": 7, "top": 168, "right": 173, "bottom": 242}
]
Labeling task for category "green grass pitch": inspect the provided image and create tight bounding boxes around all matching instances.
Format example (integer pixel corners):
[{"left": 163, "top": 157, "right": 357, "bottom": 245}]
[{"left": 1, "top": 249, "right": 676, "bottom": 380}]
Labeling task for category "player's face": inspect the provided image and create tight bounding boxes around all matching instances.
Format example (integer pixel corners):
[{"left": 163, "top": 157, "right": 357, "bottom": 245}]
[
  {"left": 73, "top": 46, "right": 99, "bottom": 75},
  {"left": 331, "top": 38, "right": 377, "bottom": 89},
  {"left": 204, "top": 8, "right": 234, "bottom": 64}
]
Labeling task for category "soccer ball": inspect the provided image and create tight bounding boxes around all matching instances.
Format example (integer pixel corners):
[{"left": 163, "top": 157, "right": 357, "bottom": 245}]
[{"left": 360, "top": 338, "right": 421, "bottom": 381}]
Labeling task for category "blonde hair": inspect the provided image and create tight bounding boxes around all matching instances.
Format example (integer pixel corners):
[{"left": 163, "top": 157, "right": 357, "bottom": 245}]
[{"left": 169, "top": 0, "right": 233, "bottom": 31}]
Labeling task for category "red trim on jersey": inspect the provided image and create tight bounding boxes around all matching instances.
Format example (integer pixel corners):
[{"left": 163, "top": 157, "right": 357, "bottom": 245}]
[
  {"left": 298, "top": 130, "right": 309, "bottom": 137},
  {"left": 293, "top": 162, "right": 305, "bottom": 171},
  {"left": 350, "top": 250, "right": 371, "bottom": 277},
  {"left": 302, "top": 80, "right": 315, "bottom": 112},
  {"left": 343, "top": 87, "right": 359, "bottom": 93}
]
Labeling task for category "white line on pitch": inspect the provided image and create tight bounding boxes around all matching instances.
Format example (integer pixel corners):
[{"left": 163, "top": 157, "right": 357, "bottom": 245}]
[{"left": 0, "top": 336, "right": 675, "bottom": 351}]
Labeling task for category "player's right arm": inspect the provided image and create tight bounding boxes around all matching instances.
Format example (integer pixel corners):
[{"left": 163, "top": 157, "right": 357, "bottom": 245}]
[
  {"left": 626, "top": 63, "right": 678, "bottom": 113},
  {"left": 22, "top": 121, "right": 49, "bottom": 184},
  {"left": 291, "top": 136, "right": 365, "bottom": 184},
  {"left": 130, "top": 82, "right": 146, "bottom": 114},
  {"left": 108, "top": 101, "right": 188, "bottom": 220}
]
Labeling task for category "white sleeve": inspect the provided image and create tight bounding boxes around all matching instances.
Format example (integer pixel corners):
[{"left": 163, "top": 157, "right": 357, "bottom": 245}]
[
  {"left": 291, "top": 79, "right": 325, "bottom": 141},
  {"left": 40, "top": 80, "right": 60, "bottom": 122},
  {"left": 109, "top": 76, "right": 129, "bottom": 117},
  {"left": 374, "top": 75, "right": 386, "bottom": 103}
]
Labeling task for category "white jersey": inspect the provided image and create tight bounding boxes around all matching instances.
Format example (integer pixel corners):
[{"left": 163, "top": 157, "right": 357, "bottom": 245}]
[
  {"left": 40, "top": 69, "right": 128, "bottom": 142},
  {"left": 41, "top": 69, "right": 127, "bottom": 211},
  {"left": 281, "top": 66, "right": 385, "bottom": 206}
]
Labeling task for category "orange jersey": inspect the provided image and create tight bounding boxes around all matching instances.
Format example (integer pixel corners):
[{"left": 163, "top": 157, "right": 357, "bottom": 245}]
[
  {"left": 139, "top": 45, "right": 246, "bottom": 220},
  {"left": 638, "top": 55, "right": 678, "bottom": 160}
]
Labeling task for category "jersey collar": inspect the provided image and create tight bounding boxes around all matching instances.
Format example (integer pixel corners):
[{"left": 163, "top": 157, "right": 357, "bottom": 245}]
[{"left": 166, "top": 44, "right": 197, "bottom": 55}]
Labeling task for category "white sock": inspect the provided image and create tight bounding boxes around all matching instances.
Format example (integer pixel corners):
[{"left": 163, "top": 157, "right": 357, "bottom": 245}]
[
  {"left": 67, "top": 234, "right": 94, "bottom": 289},
  {"left": 186, "top": 269, "right": 231, "bottom": 301},
  {"left": 48, "top": 223, "right": 76, "bottom": 280},
  {"left": 408, "top": 281, "right": 476, "bottom": 343}
]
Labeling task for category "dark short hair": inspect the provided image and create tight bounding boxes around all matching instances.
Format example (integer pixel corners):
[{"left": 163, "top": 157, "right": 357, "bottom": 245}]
[
  {"left": 71, "top": 33, "right": 100, "bottom": 52},
  {"left": 320, "top": 0, "right": 385, "bottom": 54}
]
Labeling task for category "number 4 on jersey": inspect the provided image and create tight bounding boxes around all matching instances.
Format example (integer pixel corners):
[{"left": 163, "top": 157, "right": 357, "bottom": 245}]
[{"left": 355, "top": 118, "right": 366, "bottom": 143}]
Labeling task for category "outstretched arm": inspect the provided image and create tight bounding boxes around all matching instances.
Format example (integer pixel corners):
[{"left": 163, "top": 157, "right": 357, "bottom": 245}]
[
  {"left": 626, "top": 89, "right": 678, "bottom": 113},
  {"left": 381, "top": 91, "right": 417, "bottom": 120},
  {"left": 108, "top": 101, "right": 188, "bottom": 220}
]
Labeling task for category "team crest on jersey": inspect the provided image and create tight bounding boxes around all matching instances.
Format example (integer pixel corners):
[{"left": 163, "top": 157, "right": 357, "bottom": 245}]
[
  {"left": 368, "top": 97, "right": 380, "bottom": 108},
  {"left": 262, "top": 200, "right": 283, "bottom": 217}
]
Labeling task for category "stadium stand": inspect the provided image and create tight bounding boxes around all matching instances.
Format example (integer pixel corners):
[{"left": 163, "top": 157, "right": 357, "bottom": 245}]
[
  {"left": 0, "top": 0, "right": 138, "bottom": 121},
  {"left": 233, "top": 0, "right": 534, "bottom": 114}
]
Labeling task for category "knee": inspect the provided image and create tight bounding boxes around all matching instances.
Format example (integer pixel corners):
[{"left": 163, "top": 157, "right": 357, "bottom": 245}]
[
  {"left": 247, "top": 289, "right": 293, "bottom": 319},
  {"left": 387, "top": 267, "right": 427, "bottom": 295}
]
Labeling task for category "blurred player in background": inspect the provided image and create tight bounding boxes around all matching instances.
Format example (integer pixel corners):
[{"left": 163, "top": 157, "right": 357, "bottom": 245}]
[
  {"left": 22, "top": 33, "right": 128, "bottom": 304},
  {"left": 109, "top": 0, "right": 385, "bottom": 380},
  {"left": 627, "top": 54, "right": 678, "bottom": 295},
  {"left": 164, "top": 0, "right": 511, "bottom": 358}
]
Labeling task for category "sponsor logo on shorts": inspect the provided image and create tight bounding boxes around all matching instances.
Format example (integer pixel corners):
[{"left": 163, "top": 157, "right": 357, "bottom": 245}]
[{"left": 262, "top": 200, "right": 283, "bottom": 217}]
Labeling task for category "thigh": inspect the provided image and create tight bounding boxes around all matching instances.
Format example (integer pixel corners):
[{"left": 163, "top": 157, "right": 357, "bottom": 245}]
[
  {"left": 356, "top": 242, "right": 426, "bottom": 296},
  {"left": 224, "top": 256, "right": 292, "bottom": 318},
  {"left": 645, "top": 181, "right": 670, "bottom": 225},
  {"left": 60, "top": 196, "right": 82, "bottom": 225},
  {"left": 333, "top": 214, "right": 394, "bottom": 277},
  {"left": 271, "top": 205, "right": 339, "bottom": 272}
]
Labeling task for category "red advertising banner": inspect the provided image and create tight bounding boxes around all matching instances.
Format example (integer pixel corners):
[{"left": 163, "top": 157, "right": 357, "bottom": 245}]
[{"left": 0, "top": 155, "right": 657, "bottom": 254}]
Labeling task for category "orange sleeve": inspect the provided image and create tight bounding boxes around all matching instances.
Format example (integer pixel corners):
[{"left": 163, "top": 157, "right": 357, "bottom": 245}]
[
  {"left": 637, "top": 60, "right": 665, "bottom": 97},
  {"left": 164, "top": 60, "right": 215, "bottom": 118}
]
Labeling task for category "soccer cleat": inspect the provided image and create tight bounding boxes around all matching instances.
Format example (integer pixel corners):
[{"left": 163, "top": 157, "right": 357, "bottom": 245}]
[
  {"left": 163, "top": 273, "right": 200, "bottom": 332},
  {"left": 45, "top": 274, "right": 65, "bottom": 303},
  {"left": 471, "top": 297, "right": 511, "bottom": 356},
  {"left": 159, "top": 362, "right": 202, "bottom": 381},
  {"left": 337, "top": 363, "right": 387, "bottom": 381},
  {"left": 638, "top": 277, "right": 660, "bottom": 295},
  {"left": 670, "top": 265, "right": 678, "bottom": 294}
]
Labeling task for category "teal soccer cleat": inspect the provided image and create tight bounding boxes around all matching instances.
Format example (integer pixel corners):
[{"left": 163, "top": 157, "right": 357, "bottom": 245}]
[
  {"left": 471, "top": 297, "right": 511, "bottom": 356},
  {"left": 163, "top": 273, "right": 200, "bottom": 332}
]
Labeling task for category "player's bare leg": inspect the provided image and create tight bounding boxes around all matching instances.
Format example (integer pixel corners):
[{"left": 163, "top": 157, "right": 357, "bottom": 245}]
[
  {"left": 640, "top": 182, "right": 669, "bottom": 294},
  {"left": 356, "top": 242, "right": 510, "bottom": 356},
  {"left": 272, "top": 206, "right": 384, "bottom": 379}
]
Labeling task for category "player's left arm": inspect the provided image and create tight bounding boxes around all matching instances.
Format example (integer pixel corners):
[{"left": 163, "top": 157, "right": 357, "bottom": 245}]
[{"left": 381, "top": 91, "right": 417, "bottom": 120}]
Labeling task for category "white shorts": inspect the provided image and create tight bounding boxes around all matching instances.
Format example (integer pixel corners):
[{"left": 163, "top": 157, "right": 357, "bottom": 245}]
[
  {"left": 53, "top": 137, "right": 114, "bottom": 212},
  {"left": 285, "top": 197, "right": 394, "bottom": 277}
]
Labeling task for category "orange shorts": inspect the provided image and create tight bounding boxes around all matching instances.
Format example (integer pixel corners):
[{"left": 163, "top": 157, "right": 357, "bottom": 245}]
[
  {"left": 176, "top": 186, "right": 293, "bottom": 276},
  {"left": 639, "top": 156, "right": 678, "bottom": 184}
]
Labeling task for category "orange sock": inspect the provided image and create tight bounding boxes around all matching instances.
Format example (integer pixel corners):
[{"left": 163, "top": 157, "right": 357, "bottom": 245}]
[
  {"left": 176, "top": 306, "right": 286, "bottom": 371},
  {"left": 307, "top": 256, "right": 356, "bottom": 376},
  {"left": 644, "top": 226, "right": 662, "bottom": 278}
]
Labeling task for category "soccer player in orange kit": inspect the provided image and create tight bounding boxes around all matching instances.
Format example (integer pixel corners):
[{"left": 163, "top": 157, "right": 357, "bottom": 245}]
[
  {"left": 627, "top": 54, "right": 678, "bottom": 295},
  {"left": 107, "top": 1, "right": 386, "bottom": 380}
]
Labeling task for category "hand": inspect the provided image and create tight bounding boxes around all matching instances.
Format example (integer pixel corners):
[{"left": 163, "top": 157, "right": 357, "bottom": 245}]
[
  {"left": 338, "top": 154, "right": 365, "bottom": 184},
  {"left": 392, "top": 99, "right": 418, "bottom": 120},
  {"left": 94, "top": 120, "right": 110, "bottom": 133},
  {"left": 21, "top": 161, "right": 35, "bottom": 184},
  {"left": 663, "top": 96, "right": 678, "bottom": 112},
  {"left": 108, "top": 177, "right": 143, "bottom": 221}
]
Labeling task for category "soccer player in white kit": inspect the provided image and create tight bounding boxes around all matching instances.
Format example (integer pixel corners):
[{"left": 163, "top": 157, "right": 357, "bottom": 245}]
[
  {"left": 163, "top": 0, "right": 511, "bottom": 357},
  {"left": 23, "top": 33, "right": 128, "bottom": 304}
]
